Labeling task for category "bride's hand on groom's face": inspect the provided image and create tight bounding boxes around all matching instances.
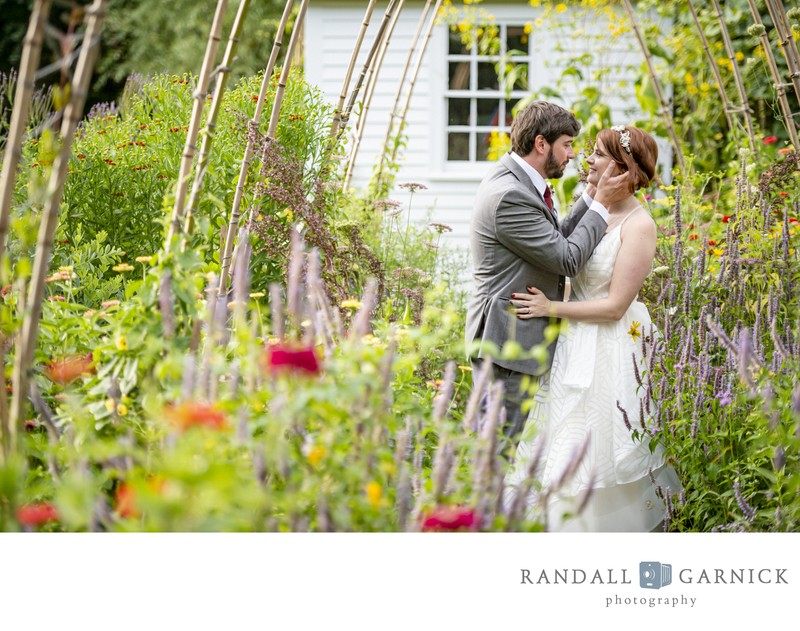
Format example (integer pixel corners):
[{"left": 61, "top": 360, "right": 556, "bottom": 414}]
[{"left": 510, "top": 286, "right": 550, "bottom": 319}]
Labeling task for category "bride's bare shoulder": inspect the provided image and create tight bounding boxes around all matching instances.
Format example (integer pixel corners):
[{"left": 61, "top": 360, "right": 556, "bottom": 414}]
[{"left": 620, "top": 207, "right": 657, "bottom": 241}]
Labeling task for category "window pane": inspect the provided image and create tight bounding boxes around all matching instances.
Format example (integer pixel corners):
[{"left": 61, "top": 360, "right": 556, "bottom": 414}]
[
  {"left": 476, "top": 132, "right": 492, "bottom": 162},
  {"left": 449, "top": 61, "right": 470, "bottom": 90},
  {"left": 506, "top": 25, "right": 527, "bottom": 54},
  {"left": 504, "top": 99, "right": 521, "bottom": 127},
  {"left": 477, "top": 62, "right": 499, "bottom": 91},
  {"left": 448, "top": 98, "right": 470, "bottom": 126},
  {"left": 449, "top": 31, "right": 470, "bottom": 55},
  {"left": 448, "top": 133, "right": 470, "bottom": 161},
  {"left": 477, "top": 99, "right": 499, "bottom": 126}
]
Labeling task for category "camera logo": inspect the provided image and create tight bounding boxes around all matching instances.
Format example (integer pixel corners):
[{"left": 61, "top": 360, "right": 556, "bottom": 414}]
[{"left": 640, "top": 562, "right": 672, "bottom": 589}]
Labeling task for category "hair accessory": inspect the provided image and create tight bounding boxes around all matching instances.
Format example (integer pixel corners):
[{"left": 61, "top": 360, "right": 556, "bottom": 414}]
[{"left": 611, "top": 125, "right": 632, "bottom": 154}]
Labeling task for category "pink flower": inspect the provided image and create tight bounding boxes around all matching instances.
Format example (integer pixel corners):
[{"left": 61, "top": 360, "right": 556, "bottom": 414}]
[
  {"left": 421, "top": 506, "right": 480, "bottom": 532},
  {"left": 16, "top": 503, "right": 59, "bottom": 526},
  {"left": 264, "top": 344, "right": 321, "bottom": 375}
]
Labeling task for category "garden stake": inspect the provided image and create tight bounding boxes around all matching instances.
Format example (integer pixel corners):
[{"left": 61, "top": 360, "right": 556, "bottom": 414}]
[
  {"left": 383, "top": 0, "right": 443, "bottom": 183},
  {"left": 621, "top": 0, "right": 686, "bottom": 172},
  {"left": 182, "top": 0, "right": 253, "bottom": 243},
  {"left": 166, "top": 0, "right": 229, "bottom": 244},
  {"left": 336, "top": 0, "right": 404, "bottom": 143},
  {"left": 0, "top": 0, "right": 52, "bottom": 263},
  {"left": 217, "top": 0, "right": 296, "bottom": 296},
  {"left": 329, "top": 0, "right": 378, "bottom": 142},
  {"left": 685, "top": 0, "right": 737, "bottom": 136},
  {"left": 709, "top": 0, "right": 757, "bottom": 153},
  {"left": 763, "top": 0, "right": 800, "bottom": 104},
  {"left": 745, "top": 0, "right": 800, "bottom": 149},
  {"left": 10, "top": 0, "right": 107, "bottom": 443},
  {"left": 376, "top": 0, "right": 438, "bottom": 195},
  {"left": 266, "top": 0, "right": 308, "bottom": 141},
  {"left": 343, "top": 0, "right": 406, "bottom": 191}
]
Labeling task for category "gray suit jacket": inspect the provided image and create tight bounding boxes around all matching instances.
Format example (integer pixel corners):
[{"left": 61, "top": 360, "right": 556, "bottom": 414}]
[{"left": 465, "top": 152, "right": 607, "bottom": 375}]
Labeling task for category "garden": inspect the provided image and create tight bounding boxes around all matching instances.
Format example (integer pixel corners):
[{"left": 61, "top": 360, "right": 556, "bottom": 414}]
[{"left": 0, "top": 0, "right": 799, "bottom": 533}]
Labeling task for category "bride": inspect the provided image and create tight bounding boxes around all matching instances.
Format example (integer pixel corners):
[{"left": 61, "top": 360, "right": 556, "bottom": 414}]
[{"left": 505, "top": 125, "right": 680, "bottom": 532}]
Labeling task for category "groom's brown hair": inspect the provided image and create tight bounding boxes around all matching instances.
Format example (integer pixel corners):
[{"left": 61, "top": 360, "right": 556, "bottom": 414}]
[{"left": 510, "top": 101, "right": 581, "bottom": 157}]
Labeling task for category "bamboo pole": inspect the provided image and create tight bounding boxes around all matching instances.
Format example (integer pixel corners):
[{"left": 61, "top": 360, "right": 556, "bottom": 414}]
[
  {"left": 710, "top": 0, "right": 757, "bottom": 153},
  {"left": 166, "top": 0, "right": 229, "bottom": 245},
  {"left": 181, "top": 0, "right": 252, "bottom": 243},
  {"left": 9, "top": 0, "right": 107, "bottom": 443},
  {"left": 686, "top": 0, "right": 737, "bottom": 134},
  {"left": 745, "top": 0, "right": 799, "bottom": 149},
  {"left": 329, "top": 0, "right": 379, "bottom": 141},
  {"left": 217, "top": 0, "right": 296, "bottom": 297},
  {"left": 0, "top": 0, "right": 52, "bottom": 262},
  {"left": 377, "top": 0, "right": 435, "bottom": 191},
  {"left": 222, "top": 0, "right": 309, "bottom": 297},
  {"left": 343, "top": 0, "right": 406, "bottom": 190},
  {"left": 621, "top": 0, "right": 686, "bottom": 172},
  {"left": 386, "top": 0, "right": 442, "bottom": 173},
  {"left": 265, "top": 0, "right": 309, "bottom": 141},
  {"left": 335, "top": 0, "right": 404, "bottom": 143},
  {"left": 0, "top": 0, "right": 52, "bottom": 462},
  {"left": 763, "top": 0, "right": 800, "bottom": 103}
]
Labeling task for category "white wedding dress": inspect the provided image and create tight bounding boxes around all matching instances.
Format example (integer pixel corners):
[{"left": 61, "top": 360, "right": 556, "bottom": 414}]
[{"left": 504, "top": 208, "right": 680, "bottom": 532}]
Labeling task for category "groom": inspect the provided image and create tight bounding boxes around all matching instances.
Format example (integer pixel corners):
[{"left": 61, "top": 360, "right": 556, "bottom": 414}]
[{"left": 465, "top": 100, "right": 629, "bottom": 446}]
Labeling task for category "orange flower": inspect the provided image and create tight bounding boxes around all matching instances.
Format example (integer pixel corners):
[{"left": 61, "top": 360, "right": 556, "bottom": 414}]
[
  {"left": 688, "top": 234, "right": 699, "bottom": 241},
  {"left": 44, "top": 353, "right": 94, "bottom": 384},
  {"left": 16, "top": 502, "right": 59, "bottom": 526},
  {"left": 165, "top": 402, "right": 227, "bottom": 432},
  {"left": 115, "top": 483, "right": 139, "bottom": 518}
]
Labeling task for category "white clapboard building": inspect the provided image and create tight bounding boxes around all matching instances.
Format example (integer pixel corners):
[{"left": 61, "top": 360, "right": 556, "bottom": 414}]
[{"left": 304, "top": 1, "right": 670, "bottom": 266}]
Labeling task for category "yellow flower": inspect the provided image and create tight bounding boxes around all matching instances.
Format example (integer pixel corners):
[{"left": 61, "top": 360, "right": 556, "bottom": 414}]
[
  {"left": 555, "top": 3, "right": 567, "bottom": 12},
  {"left": 341, "top": 298, "right": 363, "bottom": 309},
  {"left": 116, "top": 403, "right": 128, "bottom": 416},
  {"left": 365, "top": 481, "right": 382, "bottom": 508},
  {"left": 249, "top": 292, "right": 265, "bottom": 299},
  {"left": 458, "top": 364, "right": 473, "bottom": 372},
  {"left": 116, "top": 336, "right": 128, "bottom": 351},
  {"left": 523, "top": 22, "right": 532, "bottom": 35},
  {"left": 307, "top": 445, "right": 325, "bottom": 467},
  {"left": 112, "top": 263, "right": 134, "bottom": 272},
  {"left": 735, "top": 51, "right": 744, "bottom": 62},
  {"left": 104, "top": 398, "right": 116, "bottom": 412},
  {"left": 135, "top": 255, "right": 153, "bottom": 263},
  {"left": 628, "top": 321, "right": 642, "bottom": 341},
  {"left": 710, "top": 248, "right": 725, "bottom": 256}
]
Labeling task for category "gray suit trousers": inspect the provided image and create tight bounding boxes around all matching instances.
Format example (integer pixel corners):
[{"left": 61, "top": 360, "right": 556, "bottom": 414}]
[{"left": 472, "top": 359, "right": 538, "bottom": 453}]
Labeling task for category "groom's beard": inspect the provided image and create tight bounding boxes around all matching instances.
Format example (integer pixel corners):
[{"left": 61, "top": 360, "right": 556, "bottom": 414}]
[{"left": 544, "top": 147, "right": 566, "bottom": 179}]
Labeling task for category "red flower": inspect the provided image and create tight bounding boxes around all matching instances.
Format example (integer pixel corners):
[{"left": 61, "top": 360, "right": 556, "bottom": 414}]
[
  {"left": 707, "top": 239, "right": 717, "bottom": 246},
  {"left": 44, "top": 353, "right": 94, "bottom": 384},
  {"left": 789, "top": 218, "right": 798, "bottom": 224},
  {"left": 763, "top": 136, "right": 778, "bottom": 145},
  {"left": 421, "top": 506, "right": 480, "bottom": 532},
  {"left": 721, "top": 215, "right": 731, "bottom": 223},
  {"left": 779, "top": 192, "right": 789, "bottom": 197},
  {"left": 264, "top": 344, "right": 321, "bottom": 375},
  {"left": 16, "top": 502, "right": 59, "bottom": 526},
  {"left": 165, "top": 402, "right": 227, "bottom": 432},
  {"left": 688, "top": 234, "right": 699, "bottom": 241}
]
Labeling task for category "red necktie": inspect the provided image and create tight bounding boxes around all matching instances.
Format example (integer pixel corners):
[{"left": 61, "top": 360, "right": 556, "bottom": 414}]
[{"left": 543, "top": 186, "right": 554, "bottom": 213}]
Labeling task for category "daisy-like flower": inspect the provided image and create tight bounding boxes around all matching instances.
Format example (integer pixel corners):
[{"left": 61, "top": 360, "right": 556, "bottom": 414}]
[
  {"left": 628, "top": 321, "right": 642, "bottom": 341},
  {"left": 341, "top": 298, "right": 363, "bottom": 309}
]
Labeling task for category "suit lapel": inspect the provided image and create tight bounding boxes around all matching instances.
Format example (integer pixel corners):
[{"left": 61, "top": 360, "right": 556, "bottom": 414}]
[{"left": 500, "top": 153, "right": 558, "bottom": 227}]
